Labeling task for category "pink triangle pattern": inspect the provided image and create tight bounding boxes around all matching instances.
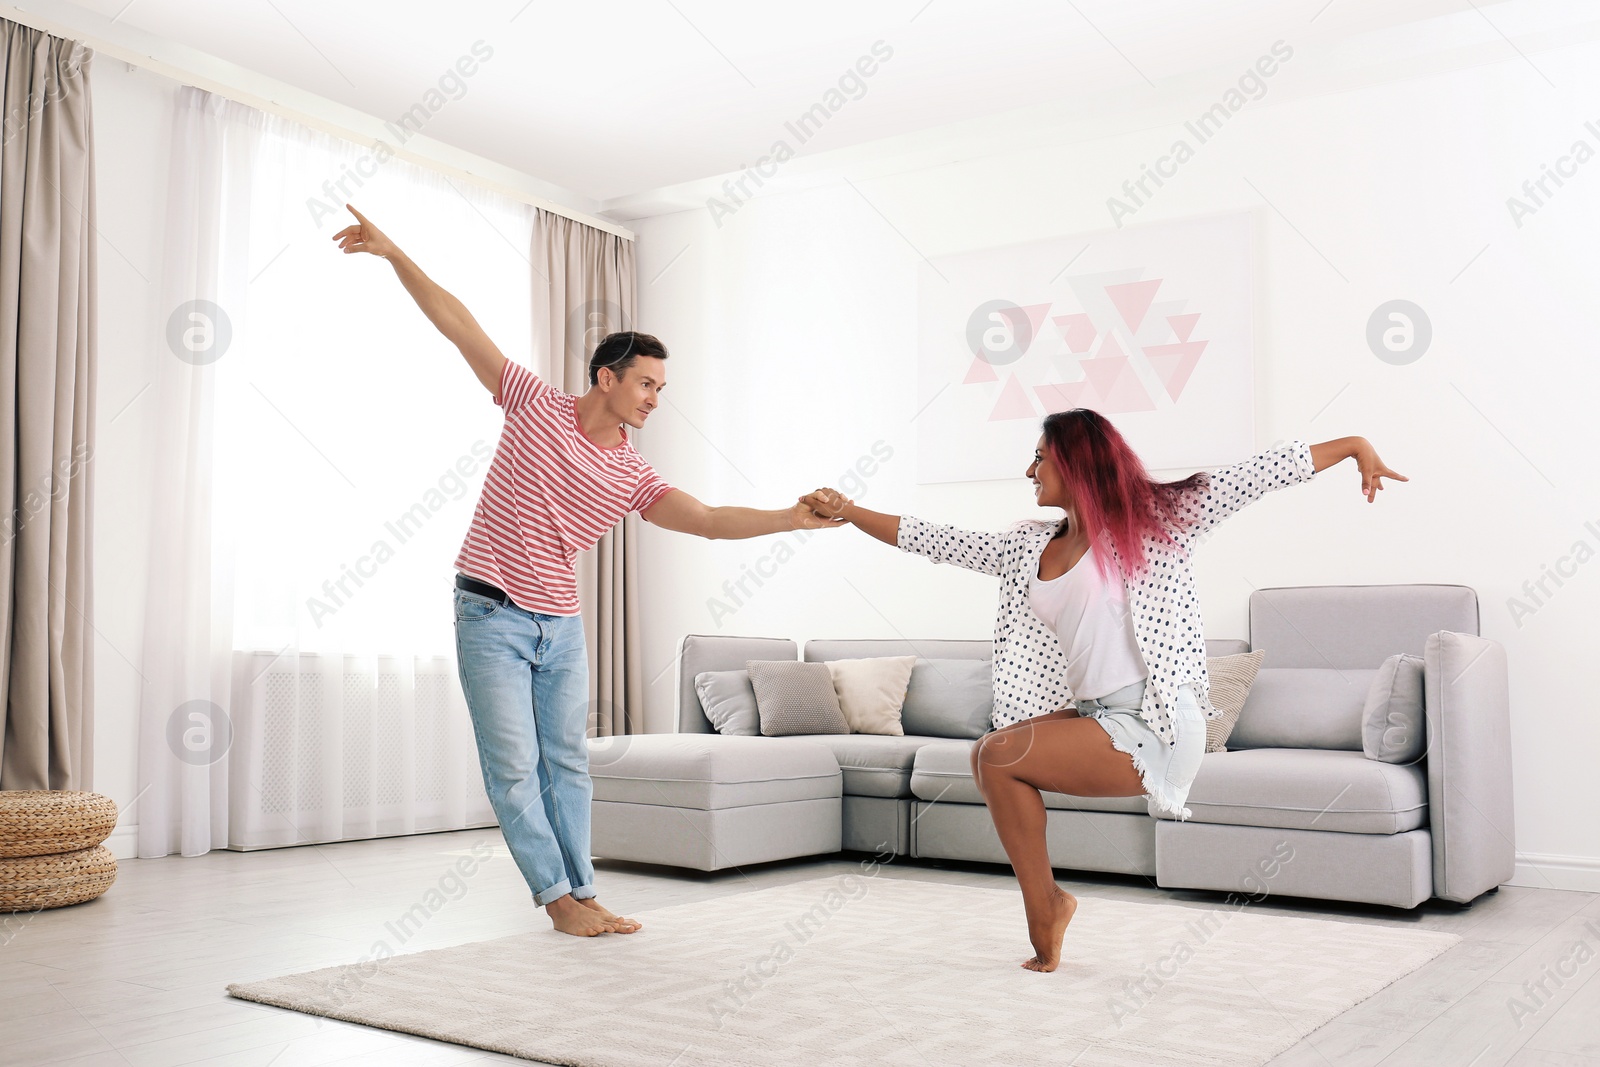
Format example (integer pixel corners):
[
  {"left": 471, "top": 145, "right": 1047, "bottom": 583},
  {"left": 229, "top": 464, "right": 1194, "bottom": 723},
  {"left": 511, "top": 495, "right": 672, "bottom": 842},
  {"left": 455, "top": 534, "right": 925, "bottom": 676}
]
[
  {"left": 1167, "top": 313, "right": 1201, "bottom": 343},
  {"left": 1093, "top": 332, "right": 1128, "bottom": 361},
  {"left": 1143, "top": 340, "right": 1208, "bottom": 401},
  {"left": 1080, "top": 358, "right": 1125, "bottom": 396},
  {"left": 999, "top": 303, "right": 1053, "bottom": 354},
  {"left": 1105, "top": 279, "right": 1162, "bottom": 332},
  {"left": 1052, "top": 314, "right": 1096, "bottom": 354},
  {"left": 1079, "top": 357, "right": 1156, "bottom": 413},
  {"left": 988, "top": 374, "right": 1038, "bottom": 421},
  {"left": 963, "top": 354, "right": 998, "bottom": 384},
  {"left": 1034, "top": 381, "right": 1087, "bottom": 414}
]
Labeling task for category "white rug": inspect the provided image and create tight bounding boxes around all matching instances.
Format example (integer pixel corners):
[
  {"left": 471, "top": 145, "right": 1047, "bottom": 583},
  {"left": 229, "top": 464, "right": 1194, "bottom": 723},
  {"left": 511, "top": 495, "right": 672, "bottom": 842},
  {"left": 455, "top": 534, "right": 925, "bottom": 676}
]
[{"left": 228, "top": 874, "right": 1459, "bottom": 1066}]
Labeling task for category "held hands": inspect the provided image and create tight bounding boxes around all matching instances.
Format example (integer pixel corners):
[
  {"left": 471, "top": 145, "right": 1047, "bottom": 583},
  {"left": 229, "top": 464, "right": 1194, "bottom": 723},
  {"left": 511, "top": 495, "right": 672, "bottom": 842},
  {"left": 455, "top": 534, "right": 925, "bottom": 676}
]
[
  {"left": 1353, "top": 439, "right": 1408, "bottom": 503},
  {"left": 332, "top": 204, "right": 399, "bottom": 259},
  {"left": 789, "top": 494, "right": 848, "bottom": 530},
  {"left": 801, "top": 488, "right": 852, "bottom": 522}
]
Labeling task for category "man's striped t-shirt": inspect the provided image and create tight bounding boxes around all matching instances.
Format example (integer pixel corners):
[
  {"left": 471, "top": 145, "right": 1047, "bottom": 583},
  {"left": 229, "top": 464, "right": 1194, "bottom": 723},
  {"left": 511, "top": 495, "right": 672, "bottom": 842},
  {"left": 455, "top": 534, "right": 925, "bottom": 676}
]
[{"left": 453, "top": 359, "right": 674, "bottom": 615}]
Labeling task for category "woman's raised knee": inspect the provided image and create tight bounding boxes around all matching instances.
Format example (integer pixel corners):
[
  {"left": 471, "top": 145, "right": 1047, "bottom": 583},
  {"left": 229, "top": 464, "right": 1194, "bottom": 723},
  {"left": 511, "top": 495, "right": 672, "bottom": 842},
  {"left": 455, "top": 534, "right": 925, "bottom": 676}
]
[{"left": 974, "top": 726, "right": 1031, "bottom": 775}]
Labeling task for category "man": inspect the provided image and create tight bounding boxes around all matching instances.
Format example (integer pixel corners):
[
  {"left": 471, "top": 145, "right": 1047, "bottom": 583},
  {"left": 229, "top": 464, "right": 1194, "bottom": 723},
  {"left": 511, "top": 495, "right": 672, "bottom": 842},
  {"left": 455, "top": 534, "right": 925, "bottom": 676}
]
[{"left": 334, "top": 205, "right": 840, "bottom": 937}]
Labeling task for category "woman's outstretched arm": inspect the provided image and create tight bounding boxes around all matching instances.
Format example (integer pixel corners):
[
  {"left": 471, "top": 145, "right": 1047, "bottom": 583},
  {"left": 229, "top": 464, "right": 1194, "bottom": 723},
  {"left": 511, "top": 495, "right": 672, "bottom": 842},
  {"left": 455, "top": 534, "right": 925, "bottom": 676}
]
[
  {"left": 801, "top": 489, "right": 1009, "bottom": 576},
  {"left": 1175, "top": 435, "right": 1406, "bottom": 543},
  {"left": 803, "top": 492, "right": 900, "bottom": 546}
]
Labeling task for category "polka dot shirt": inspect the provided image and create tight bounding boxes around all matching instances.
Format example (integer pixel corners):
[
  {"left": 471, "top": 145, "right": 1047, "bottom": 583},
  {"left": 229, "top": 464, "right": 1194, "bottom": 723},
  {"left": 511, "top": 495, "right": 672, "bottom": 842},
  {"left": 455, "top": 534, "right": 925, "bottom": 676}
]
[{"left": 896, "top": 440, "right": 1317, "bottom": 743}]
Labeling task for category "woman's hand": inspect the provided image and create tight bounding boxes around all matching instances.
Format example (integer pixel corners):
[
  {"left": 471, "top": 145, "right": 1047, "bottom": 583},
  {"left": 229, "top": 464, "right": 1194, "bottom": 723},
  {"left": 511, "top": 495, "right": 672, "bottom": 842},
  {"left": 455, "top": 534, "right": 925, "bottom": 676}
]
[
  {"left": 1353, "top": 438, "right": 1407, "bottom": 503},
  {"left": 801, "top": 488, "right": 853, "bottom": 520},
  {"left": 332, "top": 204, "right": 399, "bottom": 259},
  {"left": 807, "top": 493, "right": 900, "bottom": 547},
  {"left": 788, "top": 499, "right": 846, "bottom": 530}
]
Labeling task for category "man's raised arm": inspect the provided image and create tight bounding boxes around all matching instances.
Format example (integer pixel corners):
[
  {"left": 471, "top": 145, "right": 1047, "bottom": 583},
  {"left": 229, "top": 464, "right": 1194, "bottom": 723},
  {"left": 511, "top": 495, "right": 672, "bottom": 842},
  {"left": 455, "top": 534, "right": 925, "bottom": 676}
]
[{"left": 332, "top": 203, "right": 509, "bottom": 397}]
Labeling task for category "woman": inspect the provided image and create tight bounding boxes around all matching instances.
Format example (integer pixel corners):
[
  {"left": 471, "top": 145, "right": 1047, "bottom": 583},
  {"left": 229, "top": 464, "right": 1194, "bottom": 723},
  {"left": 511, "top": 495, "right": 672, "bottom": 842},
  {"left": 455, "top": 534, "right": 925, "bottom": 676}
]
[{"left": 803, "top": 415, "right": 1405, "bottom": 971}]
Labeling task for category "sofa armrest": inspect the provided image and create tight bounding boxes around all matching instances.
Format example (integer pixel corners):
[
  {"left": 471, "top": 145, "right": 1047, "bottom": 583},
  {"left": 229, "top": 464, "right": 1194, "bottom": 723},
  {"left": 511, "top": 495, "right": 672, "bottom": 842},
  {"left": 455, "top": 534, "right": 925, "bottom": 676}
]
[{"left": 1424, "top": 630, "right": 1515, "bottom": 903}]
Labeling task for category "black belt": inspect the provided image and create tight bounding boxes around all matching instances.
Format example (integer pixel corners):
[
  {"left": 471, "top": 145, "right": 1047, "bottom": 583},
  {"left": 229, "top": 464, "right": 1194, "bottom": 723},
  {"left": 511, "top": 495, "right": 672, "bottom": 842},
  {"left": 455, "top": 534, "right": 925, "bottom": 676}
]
[{"left": 455, "top": 573, "right": 512, "bottom": 605}]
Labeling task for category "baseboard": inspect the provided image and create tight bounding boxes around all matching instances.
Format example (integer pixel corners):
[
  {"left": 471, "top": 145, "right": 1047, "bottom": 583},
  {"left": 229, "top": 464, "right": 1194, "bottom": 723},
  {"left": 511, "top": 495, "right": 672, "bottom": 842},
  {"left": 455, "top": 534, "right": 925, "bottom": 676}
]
[
  {"left": 1509, "top": 851, "right": 1600, "bottom": 893},
  {"left": 92, "top": 824, "right": 1596, "bottom": 893},
  {"left": 106, "top": 825, "right": 138, "bottom": 861}
]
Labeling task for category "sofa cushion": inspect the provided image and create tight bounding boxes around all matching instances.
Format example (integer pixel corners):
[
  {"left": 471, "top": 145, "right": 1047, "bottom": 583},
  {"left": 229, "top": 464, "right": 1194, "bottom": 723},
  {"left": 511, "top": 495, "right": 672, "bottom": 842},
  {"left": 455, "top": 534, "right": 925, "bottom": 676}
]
[
  {"left": 694, "top": 670, "right": 760, "bottom": 736},
  {"left": 1362, "top": 653, "right": 1426, "bottom": 764},
  {"left": 1226, "top": 668, "right": 1375, "bottom": 751},
  {"left": 1248, "top": 584, "right": 1479, "bottom": 667},
  {"left": 587, "top": 735, "right": 840, "bottom": 810},
  {"left": 747, "top": 660, "right": 849, "bottom": 737},
  {"left": 1152, "top": 748, "right": 1427, "bottom": 834},
  {"left": 1205, "top": 650, "right": 1265, "bottom": 752},
  {"left": 824, "top": 656, "right": 917, "bottom": 736},
  {"left": 909, "top": 740, "right": 1151, "bottom": 814},
  {"left": 678, "top": 635, "right": 797, "bottom": 733},
  {"left": 771, "top": 734, "right": 948, "bottom": 798},
  {"left": 900, "top": 659, "right": 993, "bottom": 739}
]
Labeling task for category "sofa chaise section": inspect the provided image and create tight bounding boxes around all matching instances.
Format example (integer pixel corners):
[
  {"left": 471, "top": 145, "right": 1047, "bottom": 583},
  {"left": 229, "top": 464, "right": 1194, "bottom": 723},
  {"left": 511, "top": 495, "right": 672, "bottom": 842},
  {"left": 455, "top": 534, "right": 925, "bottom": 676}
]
[{"left": 589, "top": 734, "right": 841, "bottom": 871}]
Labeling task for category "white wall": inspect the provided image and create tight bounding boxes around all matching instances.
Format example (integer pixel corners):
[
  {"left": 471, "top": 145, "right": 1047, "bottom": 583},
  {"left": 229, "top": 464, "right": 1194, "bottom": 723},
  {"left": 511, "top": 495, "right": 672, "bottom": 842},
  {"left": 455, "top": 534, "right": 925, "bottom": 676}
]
[
  {"left": 630, "top": 41, "right": 1600, "bottom": 888},
  {"left": 90, "top": 58, "right": 182, "bottom": 857}
]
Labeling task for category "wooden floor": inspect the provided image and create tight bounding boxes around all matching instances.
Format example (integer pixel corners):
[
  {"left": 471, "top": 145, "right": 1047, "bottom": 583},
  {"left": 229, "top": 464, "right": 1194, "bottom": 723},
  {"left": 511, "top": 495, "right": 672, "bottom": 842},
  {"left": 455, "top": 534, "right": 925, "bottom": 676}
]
[{"left": 2, "top": 829, "right": 1597, "bottom": 1066}]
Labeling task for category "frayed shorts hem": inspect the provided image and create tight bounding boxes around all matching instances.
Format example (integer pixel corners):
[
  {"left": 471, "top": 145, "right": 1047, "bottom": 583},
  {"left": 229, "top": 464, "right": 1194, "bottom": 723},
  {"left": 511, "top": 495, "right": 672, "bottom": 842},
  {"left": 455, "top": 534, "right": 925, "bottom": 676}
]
[{"left": 1076, "top": 679, "right": 1205, "bottom": 822}]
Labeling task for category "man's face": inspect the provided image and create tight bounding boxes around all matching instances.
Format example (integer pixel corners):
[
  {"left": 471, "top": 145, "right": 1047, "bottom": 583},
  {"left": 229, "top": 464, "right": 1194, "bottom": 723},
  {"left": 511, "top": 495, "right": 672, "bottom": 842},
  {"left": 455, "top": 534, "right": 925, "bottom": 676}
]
[{"left": 608, "top": 356, "right": 666, "bottom": 429}]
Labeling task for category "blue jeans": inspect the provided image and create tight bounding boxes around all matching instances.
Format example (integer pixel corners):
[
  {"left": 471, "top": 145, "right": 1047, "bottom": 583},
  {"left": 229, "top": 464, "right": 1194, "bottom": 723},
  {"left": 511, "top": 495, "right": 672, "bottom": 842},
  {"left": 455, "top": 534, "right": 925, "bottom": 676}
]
[{"left": 453, "top": 588, "right": 594, "bottom": 906}]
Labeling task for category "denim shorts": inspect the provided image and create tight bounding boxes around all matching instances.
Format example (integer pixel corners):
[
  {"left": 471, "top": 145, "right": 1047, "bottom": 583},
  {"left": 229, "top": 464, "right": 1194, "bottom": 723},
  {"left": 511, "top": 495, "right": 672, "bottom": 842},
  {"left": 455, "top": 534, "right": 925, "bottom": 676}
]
[{"left": 1075, "top": 678, "right": 1205, "bottom": 820}]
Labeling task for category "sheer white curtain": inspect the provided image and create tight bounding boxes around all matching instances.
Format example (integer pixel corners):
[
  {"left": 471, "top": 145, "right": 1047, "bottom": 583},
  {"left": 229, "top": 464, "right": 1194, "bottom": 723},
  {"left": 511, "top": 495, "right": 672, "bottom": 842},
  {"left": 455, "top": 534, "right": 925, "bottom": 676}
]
[{"left": 138, "top": 86, "right": 533, "bottom": 856}]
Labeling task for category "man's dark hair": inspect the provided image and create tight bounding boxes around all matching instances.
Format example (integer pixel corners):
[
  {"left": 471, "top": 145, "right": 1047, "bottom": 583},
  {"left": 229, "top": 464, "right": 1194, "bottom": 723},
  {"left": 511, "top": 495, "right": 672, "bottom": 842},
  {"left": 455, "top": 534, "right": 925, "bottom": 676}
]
[{"left": 588, "top": 331, "right": 669, "bottom": 386}]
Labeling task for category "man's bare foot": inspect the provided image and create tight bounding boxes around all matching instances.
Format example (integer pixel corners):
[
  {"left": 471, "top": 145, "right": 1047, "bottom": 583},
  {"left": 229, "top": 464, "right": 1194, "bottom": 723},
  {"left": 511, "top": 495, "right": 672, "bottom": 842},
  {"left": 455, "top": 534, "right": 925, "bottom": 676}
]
[
  {"left": 1021, "top": 888, "right": 1078, "bottom": 972},
  {"left": 545, "top": 894, "right": 622, "bottom": 937},
  {"left": 578, "top": 896, "right": 641, "bottom": 933}
]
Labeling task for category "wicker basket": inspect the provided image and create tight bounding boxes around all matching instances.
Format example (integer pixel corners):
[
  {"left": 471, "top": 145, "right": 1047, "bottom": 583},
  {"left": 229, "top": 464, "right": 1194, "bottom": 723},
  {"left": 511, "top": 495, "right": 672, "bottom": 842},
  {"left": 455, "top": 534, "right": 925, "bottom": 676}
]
[
  {"left": 0, "top": 790, "right": 118, "bottom": 858},
  {"left": 0, "top": 844, "right": 118, "bottom": 911}
]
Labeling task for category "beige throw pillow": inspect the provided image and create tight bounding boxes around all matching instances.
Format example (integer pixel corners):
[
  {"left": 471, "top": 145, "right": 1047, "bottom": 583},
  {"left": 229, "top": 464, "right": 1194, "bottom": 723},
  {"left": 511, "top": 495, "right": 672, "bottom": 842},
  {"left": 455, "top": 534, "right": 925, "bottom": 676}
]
[
  {"left": 1204, "top": 649, "right": 1266, "bottom": 752},
  {"left": 823, "top": 656, "right": 918, "bottom": 736}
]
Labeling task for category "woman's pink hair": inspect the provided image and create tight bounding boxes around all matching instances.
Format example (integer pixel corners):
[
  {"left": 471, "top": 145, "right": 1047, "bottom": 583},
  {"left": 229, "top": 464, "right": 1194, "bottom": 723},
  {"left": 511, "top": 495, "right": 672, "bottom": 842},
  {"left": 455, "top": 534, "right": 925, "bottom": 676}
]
[{"left": 1040, "top": 409, "right": 1205, "bottom": 582}]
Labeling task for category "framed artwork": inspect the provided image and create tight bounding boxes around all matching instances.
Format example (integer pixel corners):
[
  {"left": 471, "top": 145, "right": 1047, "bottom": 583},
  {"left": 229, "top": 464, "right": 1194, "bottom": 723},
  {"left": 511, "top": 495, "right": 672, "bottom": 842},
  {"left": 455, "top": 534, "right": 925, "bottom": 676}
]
[{"left": 915, "top": 211, "right": 1255, "bottom": 483}]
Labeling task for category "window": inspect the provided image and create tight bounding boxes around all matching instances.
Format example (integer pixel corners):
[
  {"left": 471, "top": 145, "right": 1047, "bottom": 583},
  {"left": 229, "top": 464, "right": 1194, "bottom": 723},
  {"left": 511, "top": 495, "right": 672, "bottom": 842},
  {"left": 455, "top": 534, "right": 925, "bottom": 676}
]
[{"left": 212, "top": 120, "right": 534, "bottom": 656}]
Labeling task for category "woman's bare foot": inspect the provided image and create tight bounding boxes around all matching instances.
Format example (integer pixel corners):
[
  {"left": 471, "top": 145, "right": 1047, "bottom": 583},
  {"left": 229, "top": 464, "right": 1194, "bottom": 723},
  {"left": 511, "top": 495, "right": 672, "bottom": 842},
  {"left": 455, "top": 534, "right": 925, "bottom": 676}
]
[
  {"left": 578, "top": 897, "right": 641, "bottom": 933},
  {"left": 545, "top": 895, "right": 621, "bottom": 937},
  {"left": 1021, "top": 888, "right": 1078, "bottom": 972}
]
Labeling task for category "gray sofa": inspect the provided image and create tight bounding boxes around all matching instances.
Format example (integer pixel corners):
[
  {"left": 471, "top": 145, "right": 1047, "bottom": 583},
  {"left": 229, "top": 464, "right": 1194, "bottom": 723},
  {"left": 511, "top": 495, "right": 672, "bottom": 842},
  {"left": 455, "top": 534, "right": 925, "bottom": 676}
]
[{"left": 588, "top": 584, "right": 1513, "bottom": 909}]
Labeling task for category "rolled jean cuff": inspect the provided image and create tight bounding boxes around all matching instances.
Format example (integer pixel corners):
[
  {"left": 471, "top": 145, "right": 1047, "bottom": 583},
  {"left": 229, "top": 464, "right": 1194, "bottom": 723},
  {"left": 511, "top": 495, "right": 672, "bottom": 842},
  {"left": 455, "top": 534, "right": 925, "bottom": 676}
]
[
  {"left": 533, "top": 878, "right": 573, "bottom": 907},
  {"left": 569, "top": 883, "right": 596, "bottom": 901}
]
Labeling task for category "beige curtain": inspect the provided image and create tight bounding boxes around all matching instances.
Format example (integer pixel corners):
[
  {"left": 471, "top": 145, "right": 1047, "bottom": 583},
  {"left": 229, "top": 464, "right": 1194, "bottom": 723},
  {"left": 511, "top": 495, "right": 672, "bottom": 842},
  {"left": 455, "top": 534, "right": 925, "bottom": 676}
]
[
  {"left": 531, "top": 209, "right": 644, "bottom": 737},
  {"left": 0, "top": 21, "right": 97, "bottom": 790}
]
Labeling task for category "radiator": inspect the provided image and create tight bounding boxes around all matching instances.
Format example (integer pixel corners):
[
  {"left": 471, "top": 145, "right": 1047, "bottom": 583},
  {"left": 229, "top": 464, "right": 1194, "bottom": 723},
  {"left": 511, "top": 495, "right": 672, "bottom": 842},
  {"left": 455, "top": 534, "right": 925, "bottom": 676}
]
[{"left": 228, "top": 650, "right": 497, "bottom": 850}]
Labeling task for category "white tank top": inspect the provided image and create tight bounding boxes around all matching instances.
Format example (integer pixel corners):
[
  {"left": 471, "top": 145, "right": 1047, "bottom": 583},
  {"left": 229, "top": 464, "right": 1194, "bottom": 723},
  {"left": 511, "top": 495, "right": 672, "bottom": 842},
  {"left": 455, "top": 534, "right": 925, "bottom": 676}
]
[{"left": 1027, "top": 540, "right": 1148, "bottom": 701}]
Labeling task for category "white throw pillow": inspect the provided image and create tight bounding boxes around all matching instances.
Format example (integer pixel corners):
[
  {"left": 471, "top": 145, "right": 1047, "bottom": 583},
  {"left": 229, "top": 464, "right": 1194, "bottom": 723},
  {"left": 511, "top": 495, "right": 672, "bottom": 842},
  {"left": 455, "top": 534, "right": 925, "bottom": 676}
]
[{"left": 823, "top": 656, "right": 918, "bottom": 736}]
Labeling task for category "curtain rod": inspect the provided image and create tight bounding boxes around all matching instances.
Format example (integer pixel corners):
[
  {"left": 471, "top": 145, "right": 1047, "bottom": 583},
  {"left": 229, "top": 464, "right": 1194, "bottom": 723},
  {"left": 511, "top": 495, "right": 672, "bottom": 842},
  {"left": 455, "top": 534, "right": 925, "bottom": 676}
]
[{"left": 0, "top": 2, "right": 634, "bottom": 241}]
